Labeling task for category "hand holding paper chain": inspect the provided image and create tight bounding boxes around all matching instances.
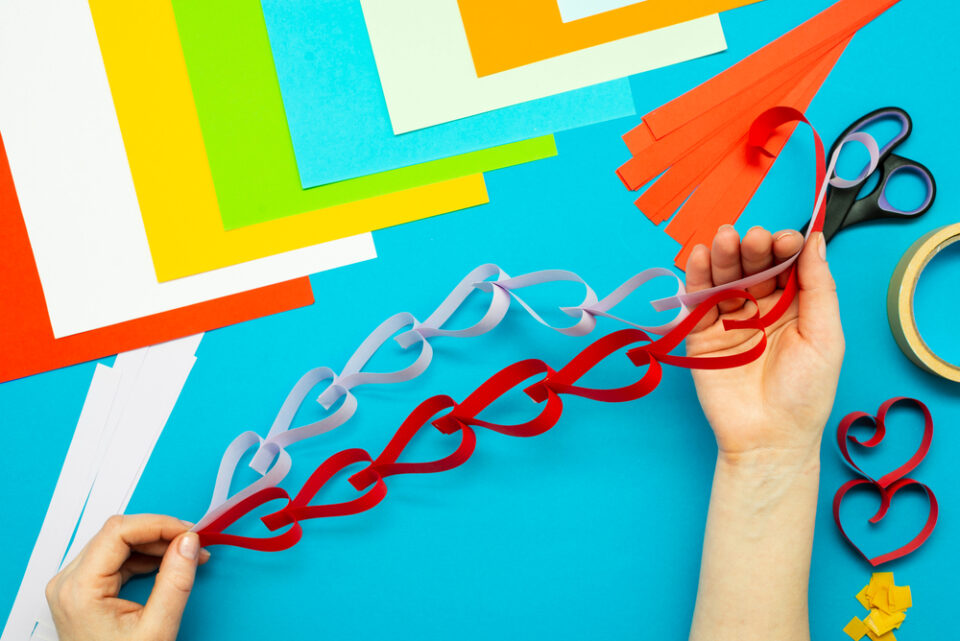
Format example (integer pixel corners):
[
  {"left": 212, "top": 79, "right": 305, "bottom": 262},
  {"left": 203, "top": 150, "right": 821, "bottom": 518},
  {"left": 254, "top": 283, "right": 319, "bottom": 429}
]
[{"left": 195, "top": 108, "right": 880, "bottom": 539}]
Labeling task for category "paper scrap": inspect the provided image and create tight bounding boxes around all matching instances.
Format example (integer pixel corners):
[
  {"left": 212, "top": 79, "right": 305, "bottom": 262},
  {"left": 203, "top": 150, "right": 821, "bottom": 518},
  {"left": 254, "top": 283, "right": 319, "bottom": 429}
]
[
  {"left": 0, "top": 0, "right": 366, "bottom": 338},
  {"left": 557, "top": 0, "right": 647, "bottom": 22},
  {"left": 844, "top": 617, "right": 869, "bottom": 641},
  {"left": 2, "top": 336, "right": 201, "bottom": 641},
  {"left": 360, "top": 0, "right": 723, "bottom": 134},
  {"left": 0, "top": 134, "right": 313, "bottom": 384},
  {"left": 457, "top": 0, "right": 763, "bottom": 76},
  {"left": 256, "top": 0, "right": 633, "bottom": 189}
]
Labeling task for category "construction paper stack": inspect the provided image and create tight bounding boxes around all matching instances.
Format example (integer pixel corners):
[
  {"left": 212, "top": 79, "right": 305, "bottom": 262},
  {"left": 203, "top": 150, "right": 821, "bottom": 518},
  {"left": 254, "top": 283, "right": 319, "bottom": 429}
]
[{"left": 0, "top": 0, "right": 766, "bottom": 383}]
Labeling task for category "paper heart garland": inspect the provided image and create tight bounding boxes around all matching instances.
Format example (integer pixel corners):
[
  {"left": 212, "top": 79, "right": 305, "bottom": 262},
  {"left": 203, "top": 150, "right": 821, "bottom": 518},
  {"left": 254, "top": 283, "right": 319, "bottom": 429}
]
[
  {"left": 833, "top": 397, "right": 937, "bottom": 566},
  {"left": 196, "top": 108, "right": 869, "bottom": 551}
]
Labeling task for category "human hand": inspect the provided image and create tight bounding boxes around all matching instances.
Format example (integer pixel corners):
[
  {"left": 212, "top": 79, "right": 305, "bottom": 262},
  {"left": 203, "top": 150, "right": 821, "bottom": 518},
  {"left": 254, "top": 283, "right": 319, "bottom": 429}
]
[
  {"left": 685, "top": 226, "right": 844, "bottom": 468},
  {"left": 45, "top": 514, "right": 211, "bottom": 641}
]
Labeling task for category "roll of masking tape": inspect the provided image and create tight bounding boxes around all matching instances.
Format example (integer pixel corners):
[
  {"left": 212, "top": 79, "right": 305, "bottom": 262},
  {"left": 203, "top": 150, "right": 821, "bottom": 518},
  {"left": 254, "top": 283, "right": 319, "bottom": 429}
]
[{"left": 887, "top": 223, "right": 960, "bottom": 382}]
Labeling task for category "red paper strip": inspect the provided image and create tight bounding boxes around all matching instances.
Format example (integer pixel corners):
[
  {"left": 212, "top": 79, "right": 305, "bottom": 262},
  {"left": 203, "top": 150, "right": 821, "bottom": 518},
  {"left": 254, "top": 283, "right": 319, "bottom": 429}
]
[
  {"left": 0, "top": 133, "right": 316, "bottom": 383},
  {"left": 195, "top": 108, "right": 828, "bottom": 552},
  {"left": 833, "top": 397, "right": 938, "bottom": 566}
]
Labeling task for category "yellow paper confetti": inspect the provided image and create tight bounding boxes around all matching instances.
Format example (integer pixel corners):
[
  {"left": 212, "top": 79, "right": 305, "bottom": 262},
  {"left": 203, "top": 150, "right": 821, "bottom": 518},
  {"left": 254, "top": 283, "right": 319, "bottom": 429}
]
[
  {"left": 889, "top": 585, "right": 912, "bottom": 612},
  {"left": 865, "top": 610, "right": 906, "bottom": 636},
  {"left": 844, "top": 616, "right": 868, "bottom": 641},
  {"left": 845, "top": 573, "right": 912, "bottom": 641}
]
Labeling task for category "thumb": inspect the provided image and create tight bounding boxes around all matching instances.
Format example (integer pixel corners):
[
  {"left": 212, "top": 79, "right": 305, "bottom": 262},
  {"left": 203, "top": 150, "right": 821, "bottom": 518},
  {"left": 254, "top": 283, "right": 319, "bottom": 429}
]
[
  {"left": 796, "top": 232, "right": 843, "bottom": 350},
  {"left": 141, "top": 532, "right": 200, "bottom": 640}
]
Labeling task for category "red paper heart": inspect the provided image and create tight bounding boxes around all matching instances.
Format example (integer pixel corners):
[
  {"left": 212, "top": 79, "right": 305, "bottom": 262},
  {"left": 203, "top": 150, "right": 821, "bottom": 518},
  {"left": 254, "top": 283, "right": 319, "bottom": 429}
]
[
  {"left": 261, "top": 448, "right": 387, "bottom": 531},
  {"left": 833, "top": 477, "right": 938, "bottom": 566},
  {"left": 349, "top": 395, "right": 477, "bottom": 490},
  {"left": 197, "top": 487, "right": 302, "bottom": 552},
  {"left": 527, "top": 329, "right": 661, "bottom": 403},
  {"left": 439, "top": 358, "right": 562, "bottom": 437},
  {"left": 837, "top": 397, "right": 933, "bottom": 488}
]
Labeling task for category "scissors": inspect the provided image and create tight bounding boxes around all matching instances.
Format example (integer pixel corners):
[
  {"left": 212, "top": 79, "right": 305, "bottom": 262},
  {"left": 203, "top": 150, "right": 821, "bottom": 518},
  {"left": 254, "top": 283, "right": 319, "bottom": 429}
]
[{"left": 802, "top": 107, "right": 936, "bottom": 242}]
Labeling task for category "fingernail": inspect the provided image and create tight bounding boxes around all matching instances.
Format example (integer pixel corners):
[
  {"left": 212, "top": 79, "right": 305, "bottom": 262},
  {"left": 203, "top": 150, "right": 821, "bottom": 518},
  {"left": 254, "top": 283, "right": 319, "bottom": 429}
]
[
  {"left": 179, "top": 533, "right": 200, "bottom": 560},
  {"left": 179, "top": 519, "right": 195, "bottom": 529},
  {"left": 817, "top": 233, "right": 827, "bottom": 261},
  {"left": 199, "top": 548, "right": 211, "bottom": 562},
  {"left": 719, "top": 224, "right": 735, "bottom": 232},
  {"left": 773, "top": 230, "right": 795, "bottom": 242}
]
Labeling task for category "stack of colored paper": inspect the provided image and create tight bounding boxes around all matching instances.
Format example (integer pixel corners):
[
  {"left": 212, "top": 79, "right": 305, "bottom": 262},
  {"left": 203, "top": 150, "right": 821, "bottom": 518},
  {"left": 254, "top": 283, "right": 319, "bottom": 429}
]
[
  {"left": 844, "top": 572, "right": 913, "bottom": 641},
  {"left": 0, "top": 0, "right": 763, "bottom": 383}
]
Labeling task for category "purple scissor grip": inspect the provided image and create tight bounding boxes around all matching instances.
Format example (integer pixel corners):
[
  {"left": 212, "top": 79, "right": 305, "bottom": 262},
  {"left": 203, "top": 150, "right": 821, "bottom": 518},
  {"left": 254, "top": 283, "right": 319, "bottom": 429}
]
[
  {"left": 878, "top": 165, "right": 935, "bottom": 215},
  {"left": 853, "top": 109, "right": 911, "bottom": 157}
]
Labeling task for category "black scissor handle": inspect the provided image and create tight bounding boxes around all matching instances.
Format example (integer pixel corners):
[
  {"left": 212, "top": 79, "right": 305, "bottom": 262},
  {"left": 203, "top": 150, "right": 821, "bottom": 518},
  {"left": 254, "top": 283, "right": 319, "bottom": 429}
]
[
  {"left": 841, "top": 154, "right": 936, "bottom": 232},
  {"left": 829, "top": 106, "right": 912, "bottom": 165}
]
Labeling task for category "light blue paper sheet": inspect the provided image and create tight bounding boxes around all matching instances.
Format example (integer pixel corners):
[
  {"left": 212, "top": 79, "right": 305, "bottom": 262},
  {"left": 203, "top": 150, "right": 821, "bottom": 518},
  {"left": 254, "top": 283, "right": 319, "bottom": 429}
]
[{"left": 259, "top": 0, "right": 637, "bottom": 189}]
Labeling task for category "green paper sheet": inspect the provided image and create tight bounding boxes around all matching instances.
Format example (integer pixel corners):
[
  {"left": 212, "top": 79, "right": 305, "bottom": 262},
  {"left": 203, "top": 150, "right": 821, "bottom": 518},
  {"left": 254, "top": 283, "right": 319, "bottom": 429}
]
[{"left": 170, "top": 0, "right": 557, "bottom": 230}]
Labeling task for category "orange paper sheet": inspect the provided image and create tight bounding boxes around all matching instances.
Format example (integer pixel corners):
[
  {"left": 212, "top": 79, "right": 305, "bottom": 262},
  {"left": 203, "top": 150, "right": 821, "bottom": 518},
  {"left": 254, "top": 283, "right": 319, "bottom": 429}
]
[
  {"left": 618, "top": 34, "right": 845, "bottom": 188},
  {"left": 0, "top": 134, "right": 315, "bottom": 384},
  {"left": 643, "top": 0, "right": 900, "bottom": 138},
  {"left": 456, "top": 0, "right": 764, "bottom": 77}
]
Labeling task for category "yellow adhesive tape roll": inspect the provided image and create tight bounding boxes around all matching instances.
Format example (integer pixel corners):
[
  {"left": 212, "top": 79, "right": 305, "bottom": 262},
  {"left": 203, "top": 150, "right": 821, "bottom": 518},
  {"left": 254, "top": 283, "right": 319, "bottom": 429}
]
[{"left": 887, "top": 223, "right": 960, "bottom": 382}]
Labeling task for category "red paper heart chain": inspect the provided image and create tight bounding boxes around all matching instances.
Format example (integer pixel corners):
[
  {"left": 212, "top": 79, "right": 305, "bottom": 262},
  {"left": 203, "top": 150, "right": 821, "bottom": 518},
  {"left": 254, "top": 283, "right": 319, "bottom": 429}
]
[
  {"left": 833, "top": 397, "right": 938, "bottom": 566},
  {"left": 196, "top": 106, "right": 830, "bottom": 552}
]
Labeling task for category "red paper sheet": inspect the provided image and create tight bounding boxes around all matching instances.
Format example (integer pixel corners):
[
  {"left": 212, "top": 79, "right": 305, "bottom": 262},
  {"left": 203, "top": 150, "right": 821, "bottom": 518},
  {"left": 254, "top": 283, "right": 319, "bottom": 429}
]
[{"left": 0, "top": 134, "right": 315, "bottom": 383}]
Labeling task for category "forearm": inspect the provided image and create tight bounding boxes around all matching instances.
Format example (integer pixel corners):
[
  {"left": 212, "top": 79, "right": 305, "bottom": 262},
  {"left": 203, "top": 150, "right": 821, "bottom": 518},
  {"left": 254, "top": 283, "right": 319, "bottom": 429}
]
[{"left": 689, "top": 448, "right": 821, "bottom": 641}]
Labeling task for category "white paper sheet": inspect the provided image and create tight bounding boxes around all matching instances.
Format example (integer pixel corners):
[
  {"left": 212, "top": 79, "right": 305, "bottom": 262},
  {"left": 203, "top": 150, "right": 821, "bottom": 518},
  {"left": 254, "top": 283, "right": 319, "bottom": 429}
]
[
  {"left": 360, "top": 0, "right": 725, "bottom": 134},
  {"left": 556, "top": 0, "right": 647, "bottom": 22},
  {"left": 1, "top": 335, "right": 203, "bottom": 641},
  {"left": 1, "top": 364, "right": 121, "bottom": 641},
  {"left": 0, "top": 0, "right": 376, "bottom": 339}
]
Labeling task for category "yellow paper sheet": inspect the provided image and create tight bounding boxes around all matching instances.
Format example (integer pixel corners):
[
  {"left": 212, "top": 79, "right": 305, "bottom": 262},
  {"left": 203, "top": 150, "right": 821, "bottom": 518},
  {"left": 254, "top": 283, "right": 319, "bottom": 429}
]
[{"left": 88, "top": 0, "right": 490, "bottom": 281}]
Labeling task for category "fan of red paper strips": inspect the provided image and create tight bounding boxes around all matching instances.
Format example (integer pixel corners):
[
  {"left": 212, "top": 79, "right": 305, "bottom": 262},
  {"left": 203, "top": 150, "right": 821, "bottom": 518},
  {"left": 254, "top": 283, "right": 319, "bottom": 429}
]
[
  {"left": 195, "top": 107, "right": 828, "bottom": 552},
  {"left": 617, "top": 0, "right": 901, "bottom": 268}
]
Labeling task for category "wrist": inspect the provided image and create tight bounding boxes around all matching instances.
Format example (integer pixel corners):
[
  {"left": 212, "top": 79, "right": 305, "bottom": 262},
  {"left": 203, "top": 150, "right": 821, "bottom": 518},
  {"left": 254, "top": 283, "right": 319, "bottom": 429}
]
[{"left": 717, "top": 444, "right": 821, "bottom": 485}]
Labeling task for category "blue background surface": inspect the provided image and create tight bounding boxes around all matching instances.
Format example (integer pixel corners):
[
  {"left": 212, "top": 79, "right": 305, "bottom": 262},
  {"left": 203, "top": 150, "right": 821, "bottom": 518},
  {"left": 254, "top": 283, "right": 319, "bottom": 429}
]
[
  {"left": 259, "top": 0, "right": 636, "bottom": 188},
  {"left": 2, "top": 0, "right": 959, "bottom": 639}
]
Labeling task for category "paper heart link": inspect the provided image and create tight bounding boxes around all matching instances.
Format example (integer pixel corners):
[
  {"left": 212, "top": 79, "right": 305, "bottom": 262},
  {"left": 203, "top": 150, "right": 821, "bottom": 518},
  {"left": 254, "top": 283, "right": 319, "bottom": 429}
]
[
  {"left": 833, "top": 397, "right": 937, "bottom": 566},
  {"left": 833, "top": 477, "right": 938, "bottom": 566},
  {"left": 197, "top": 108, "right": 863, "bottom": 548},
  {"left": 837, "top": 396, "right": 933, "bottom": 488}
]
